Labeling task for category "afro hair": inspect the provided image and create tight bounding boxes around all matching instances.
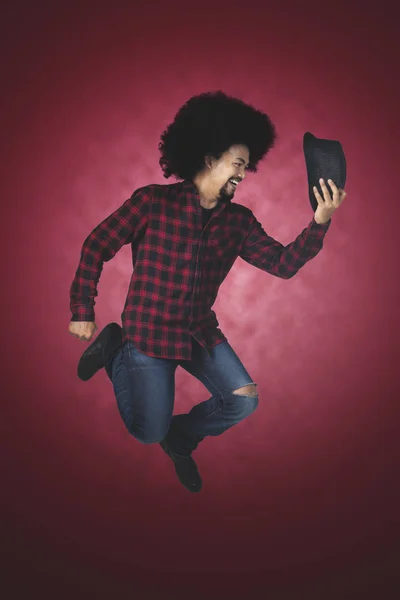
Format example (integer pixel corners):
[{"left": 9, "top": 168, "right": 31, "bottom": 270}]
[{"left": 158, "top": 90, "right": 277, "bottom": 181}]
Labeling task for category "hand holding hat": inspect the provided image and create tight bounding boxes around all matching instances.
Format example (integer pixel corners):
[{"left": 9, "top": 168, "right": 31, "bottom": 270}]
[
  {"left": 303, "top": 132, "right": 347, "bottom": 224},
  {"left": 313, "top": 177, "right": 347, "bottom": 224}
]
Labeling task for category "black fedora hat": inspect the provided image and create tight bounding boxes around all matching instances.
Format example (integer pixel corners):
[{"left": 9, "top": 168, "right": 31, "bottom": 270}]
[{"left": 303, "top": 132, "right": 347, "bottom": 212}]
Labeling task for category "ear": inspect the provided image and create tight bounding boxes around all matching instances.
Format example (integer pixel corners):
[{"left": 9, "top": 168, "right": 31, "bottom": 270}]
[{"left": 204, "top": 155, "right": 215, "bottom": 170}]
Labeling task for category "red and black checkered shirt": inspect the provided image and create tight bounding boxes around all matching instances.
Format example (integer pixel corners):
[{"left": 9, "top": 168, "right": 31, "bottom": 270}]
[{"left": 70, "top": 179, "right": 331, "bottom": 359}]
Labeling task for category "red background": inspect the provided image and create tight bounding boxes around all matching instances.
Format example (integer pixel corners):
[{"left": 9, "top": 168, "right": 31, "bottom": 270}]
[{"left": 1, "top": 0, "right": 399, "bottom": 597}]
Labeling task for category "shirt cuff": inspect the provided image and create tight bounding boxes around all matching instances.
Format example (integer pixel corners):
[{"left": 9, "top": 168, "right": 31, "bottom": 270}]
[
  {"left": 70, "top": 311, "right": 95, "bottom": 322},
  {"left": 311, "top": 216, "right": 331, "bottom": 229}
]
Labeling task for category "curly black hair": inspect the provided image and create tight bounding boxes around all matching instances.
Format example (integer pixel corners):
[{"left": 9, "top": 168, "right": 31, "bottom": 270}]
[{"left": 158, "top": 90, "right": 277, "bottom": 181}]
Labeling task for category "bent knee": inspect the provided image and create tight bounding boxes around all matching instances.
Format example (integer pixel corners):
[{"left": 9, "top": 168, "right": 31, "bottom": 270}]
[
  {"left": 231, "top": 384, "right": 259, "bottom": 415},
  {"left": 232, "top": 384, "right": 258, "bottom": 398},
  {"left": 133, "top": 430, "right": 167, "bottom": 444},
  {"left": 245, "top": 393, "right": 258, "bottom": 414},
  {"left": 129, "top": 423, "right": 170, "bottom": 444}
]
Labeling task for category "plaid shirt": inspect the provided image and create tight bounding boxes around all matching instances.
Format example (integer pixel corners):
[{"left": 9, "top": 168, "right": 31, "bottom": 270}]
[{"left": 70, "top": 179, "right": 331, "bottom": 359}]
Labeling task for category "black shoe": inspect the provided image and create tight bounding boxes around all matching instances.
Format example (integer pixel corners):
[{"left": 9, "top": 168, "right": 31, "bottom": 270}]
[
  {"left": 77, "top": 322, "right": 122, "bottom": 381},
  {"left": 160, "top": 440, "right": 202, "bottom": 493}
]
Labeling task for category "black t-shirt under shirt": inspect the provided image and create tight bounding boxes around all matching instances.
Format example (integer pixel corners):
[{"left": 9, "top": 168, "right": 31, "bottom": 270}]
[{"left": 201, "top": 205, "right": 216, "bottom": 229}]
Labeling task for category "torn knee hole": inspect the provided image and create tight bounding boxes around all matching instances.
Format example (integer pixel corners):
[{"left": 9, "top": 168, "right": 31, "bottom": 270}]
[{"left": 232, "top": 384, "right": 258, "bottom": 397}]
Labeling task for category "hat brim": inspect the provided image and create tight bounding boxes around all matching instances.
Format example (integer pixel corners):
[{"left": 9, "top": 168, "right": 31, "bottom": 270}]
[{"left": 303, "top": 132, "right": 347, "bottom": 212}]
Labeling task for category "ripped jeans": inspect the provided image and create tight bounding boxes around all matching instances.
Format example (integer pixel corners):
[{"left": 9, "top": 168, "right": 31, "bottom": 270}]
[{"left": 105, "top": 336, "right": 258, "bottom": 456}]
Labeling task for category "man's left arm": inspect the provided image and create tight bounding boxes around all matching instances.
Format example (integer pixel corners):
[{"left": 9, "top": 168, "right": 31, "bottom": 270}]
[{"left": 239, "top": 178, "right": 346, "bottom": 279}]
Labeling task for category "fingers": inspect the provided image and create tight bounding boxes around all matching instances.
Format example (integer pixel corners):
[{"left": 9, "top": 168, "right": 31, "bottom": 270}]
[
  {"left": 313, "top": 185, "right": 324, "bottom": 205},
  {"left": 321, "top": 179, "right": 336, "bottom": 203},
  {"left": 79, "top": 331, "right": 93, "bottom": 341},
  {"left": 68, "top": 321, "right": 96, "bottom": 342},
  {"left": 314, "top": 179, "right": 346, "bottom": 206},
  {"left": 68, "top": 331, "right": 92, "bottom": 342},
  {"left": 338, "top": 188, "right": 347, "bottom": 203}
]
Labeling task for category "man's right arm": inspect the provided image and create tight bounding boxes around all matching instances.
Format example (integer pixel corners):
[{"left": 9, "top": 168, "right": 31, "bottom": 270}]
[{"left": 69, "top": 187, "right": 150, "bottom": 322}]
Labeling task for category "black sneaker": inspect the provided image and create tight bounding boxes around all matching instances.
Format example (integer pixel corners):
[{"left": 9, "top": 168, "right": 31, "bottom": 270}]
[
  {"left": 160, "top": 440, "right": 202, "bottom": 493},
  {"left": 77, "top": 322, "right": 122, "bottom": 381}
]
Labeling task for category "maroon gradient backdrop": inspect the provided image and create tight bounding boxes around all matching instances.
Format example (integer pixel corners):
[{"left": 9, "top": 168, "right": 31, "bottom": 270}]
[{"left": 1, "top": 0, "right": 399, "bottom": 597}]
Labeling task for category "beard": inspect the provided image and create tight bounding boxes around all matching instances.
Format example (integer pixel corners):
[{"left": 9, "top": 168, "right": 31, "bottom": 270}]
[{"left": 219, "top": 180, "right": 235, "bottom": 201}]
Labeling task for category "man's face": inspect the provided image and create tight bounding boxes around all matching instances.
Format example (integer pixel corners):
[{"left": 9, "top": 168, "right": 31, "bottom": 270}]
[{"left": 209, "top": 144, "right": 250, "bottom": 200}]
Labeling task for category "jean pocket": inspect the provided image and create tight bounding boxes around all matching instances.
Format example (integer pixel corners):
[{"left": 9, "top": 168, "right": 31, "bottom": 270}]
[{"left": 126, "top": 342, "right": 169, "bottom": 370}]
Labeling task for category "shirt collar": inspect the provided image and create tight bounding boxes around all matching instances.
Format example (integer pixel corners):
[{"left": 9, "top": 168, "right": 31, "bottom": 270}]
[
  {"left": 181, "top": 179, "right": 201, "bottom": 199},
  {"left": 181, "top": 179, "right": 231, "bottom": 210}
]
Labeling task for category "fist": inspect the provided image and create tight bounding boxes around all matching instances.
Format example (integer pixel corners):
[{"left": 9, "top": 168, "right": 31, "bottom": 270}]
[{"left": 68, "top": 321, "right": 97, "bottom": 342}]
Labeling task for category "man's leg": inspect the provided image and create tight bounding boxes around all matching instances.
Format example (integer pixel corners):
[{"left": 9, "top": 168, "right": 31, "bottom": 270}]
[
  {"left": 105, "top": 340, "right": 177, "bottom": 444},
  {"left": 78, "top": 326, "right": 202, "bottom": 491},
  {"left": 163, "top": 339, "right": 258, "bottom": 458}
]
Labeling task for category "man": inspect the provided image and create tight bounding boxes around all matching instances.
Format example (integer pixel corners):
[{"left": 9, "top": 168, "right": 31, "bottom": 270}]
[{"left": 68, "top": 91, "right": 346, "bottom": 493}]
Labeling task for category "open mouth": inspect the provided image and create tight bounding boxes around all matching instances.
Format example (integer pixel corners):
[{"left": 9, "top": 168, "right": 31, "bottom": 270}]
[{"left": 229, "top": 179, "right": 239, "bottom": 188}]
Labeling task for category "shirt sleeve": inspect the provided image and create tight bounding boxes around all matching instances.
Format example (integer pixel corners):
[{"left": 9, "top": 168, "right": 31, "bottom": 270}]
[
  {"left": 69, "top": 187, "right": 150, "bottom": 321},
  {"left": 239, "top": 212, "right": 331, "bottom": 279}
]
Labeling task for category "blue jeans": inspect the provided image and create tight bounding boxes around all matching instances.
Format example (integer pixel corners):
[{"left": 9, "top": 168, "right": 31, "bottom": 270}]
[{"left": 105, "top": 337, "right": 258, "bottom": 456}]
